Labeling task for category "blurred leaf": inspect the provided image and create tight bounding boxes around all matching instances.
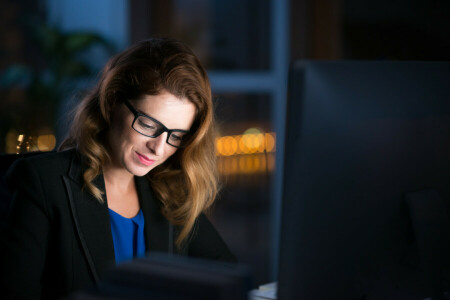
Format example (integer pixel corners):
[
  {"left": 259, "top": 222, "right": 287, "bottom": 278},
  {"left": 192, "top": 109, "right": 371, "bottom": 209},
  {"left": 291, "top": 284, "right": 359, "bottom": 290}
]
[
  {"left": 28, "top": 78, "right": 58, "bottom": 104},
  {"left": 63, "top": 33, "right": 113, "bottom": 54},
  {"left": 35, "top": 26, "right": 62, "bottom": 58},
  {"left": 59, "top": 60, "right": 91, "bottom": 77},
  {"left": 0, "top": 65, "right": 32, "bottom": 88}
]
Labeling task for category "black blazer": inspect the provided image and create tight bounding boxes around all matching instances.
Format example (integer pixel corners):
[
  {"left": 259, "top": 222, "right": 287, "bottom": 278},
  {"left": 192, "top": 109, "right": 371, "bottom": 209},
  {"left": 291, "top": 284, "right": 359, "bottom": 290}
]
[{"left": 0, "top": 149, "right": 236, "bottom": 299}]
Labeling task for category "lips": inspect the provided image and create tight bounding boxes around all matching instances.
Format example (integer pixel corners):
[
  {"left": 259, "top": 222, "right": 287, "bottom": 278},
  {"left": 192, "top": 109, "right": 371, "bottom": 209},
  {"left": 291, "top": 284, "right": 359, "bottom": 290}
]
[{"left": 136, "top": 152, "right": 155, "bottom": 166}]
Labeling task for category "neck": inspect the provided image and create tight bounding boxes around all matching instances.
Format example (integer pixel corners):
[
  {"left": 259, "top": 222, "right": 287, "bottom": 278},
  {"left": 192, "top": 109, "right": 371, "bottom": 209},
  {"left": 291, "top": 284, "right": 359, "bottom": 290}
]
[{"left": 102, "top": 164, "right": 135, "bottom": 193}]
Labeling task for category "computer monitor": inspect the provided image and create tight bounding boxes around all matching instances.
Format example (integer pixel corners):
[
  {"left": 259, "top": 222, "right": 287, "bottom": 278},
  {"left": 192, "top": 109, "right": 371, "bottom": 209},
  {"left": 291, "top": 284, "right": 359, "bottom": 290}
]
[{"left": 278, "top": 61, "right": 450, "bottom": 299}]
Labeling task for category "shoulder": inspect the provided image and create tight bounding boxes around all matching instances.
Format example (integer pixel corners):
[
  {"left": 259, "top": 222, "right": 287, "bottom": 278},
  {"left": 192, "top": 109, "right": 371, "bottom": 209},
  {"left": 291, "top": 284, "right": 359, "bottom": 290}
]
[
  {"left": 10, "top": 149, "right": 76, "bottom": 171},
  {"left": 20, "top": 148, "right": 75, "bottom": 166},
  {"left": 6, "top": 149, "right": 78, "bottom": 186}
]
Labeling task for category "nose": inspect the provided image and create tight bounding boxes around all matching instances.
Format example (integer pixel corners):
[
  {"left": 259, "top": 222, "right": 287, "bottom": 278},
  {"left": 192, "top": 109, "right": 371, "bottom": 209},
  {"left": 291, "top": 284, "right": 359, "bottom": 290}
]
[{"left": 147, "top": 132, "right": 167, "bottom": 156}]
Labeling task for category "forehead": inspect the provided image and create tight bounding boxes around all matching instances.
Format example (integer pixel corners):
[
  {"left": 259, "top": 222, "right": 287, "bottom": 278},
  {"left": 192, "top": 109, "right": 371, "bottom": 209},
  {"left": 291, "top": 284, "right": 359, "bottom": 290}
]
[{"left": 131, "top": 91, "right": 197, "bottom": 130}]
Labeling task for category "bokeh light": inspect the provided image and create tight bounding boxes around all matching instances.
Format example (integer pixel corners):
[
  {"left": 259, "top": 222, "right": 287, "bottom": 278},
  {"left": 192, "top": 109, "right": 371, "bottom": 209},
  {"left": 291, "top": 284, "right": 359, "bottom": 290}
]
[
  {"left": 216, "top": 131, "right": 276, "bottom": 157},
  {"left": 37, "top": 135, "right": 56, "bottom": 151},
  {"left": 215, "top": 130, "right": 276, "bottom": 174},
  {"left": 217, "top": 153, "right": 275, "bottom": 175}
]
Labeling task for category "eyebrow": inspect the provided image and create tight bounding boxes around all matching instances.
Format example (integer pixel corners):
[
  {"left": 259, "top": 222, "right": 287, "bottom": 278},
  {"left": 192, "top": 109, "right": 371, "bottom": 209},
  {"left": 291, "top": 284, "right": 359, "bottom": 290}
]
[
  {"left": 125, "top": 100, "right": 191, "bottom": 131},
  {"left": 136, "top": 109, "right": 190, "bottom": 132}
]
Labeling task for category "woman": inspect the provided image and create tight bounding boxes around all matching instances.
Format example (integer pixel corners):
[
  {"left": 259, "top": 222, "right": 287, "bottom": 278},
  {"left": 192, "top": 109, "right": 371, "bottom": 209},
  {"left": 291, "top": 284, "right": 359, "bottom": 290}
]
[{"left": 0, "top": 38, "right": 236, "bottom": 298}]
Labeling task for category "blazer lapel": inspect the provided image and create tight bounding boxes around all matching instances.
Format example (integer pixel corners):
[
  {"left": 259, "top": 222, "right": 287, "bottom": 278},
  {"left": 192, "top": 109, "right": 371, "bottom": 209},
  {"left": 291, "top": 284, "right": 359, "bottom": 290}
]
[
  {"left": 135, "top": 176, "right": 172, "bottom": 253},
  {"left": 62, "top": 152, "right": 115, "bottom": 283}
]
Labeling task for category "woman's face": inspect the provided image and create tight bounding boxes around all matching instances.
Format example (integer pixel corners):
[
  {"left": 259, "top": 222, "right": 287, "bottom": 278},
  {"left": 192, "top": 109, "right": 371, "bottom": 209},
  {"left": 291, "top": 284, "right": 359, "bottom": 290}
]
[{"left": 107, "top": 90, "right": 196, "bottom": 177}]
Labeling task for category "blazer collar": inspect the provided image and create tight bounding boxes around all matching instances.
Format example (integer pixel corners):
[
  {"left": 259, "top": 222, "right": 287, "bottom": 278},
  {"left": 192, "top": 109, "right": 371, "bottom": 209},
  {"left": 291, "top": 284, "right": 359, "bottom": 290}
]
[
  {"left": 135, "top": 175, "right": 172, "bottom": 253},
  {"left": 67, "top": 149, "right": 84, "bottom": 184},
  {"left": 63, "top": 150, "right": 173, "bottom": 283},
  {"left": 63, "top": 151, "right": 115, "bottom": 283}
]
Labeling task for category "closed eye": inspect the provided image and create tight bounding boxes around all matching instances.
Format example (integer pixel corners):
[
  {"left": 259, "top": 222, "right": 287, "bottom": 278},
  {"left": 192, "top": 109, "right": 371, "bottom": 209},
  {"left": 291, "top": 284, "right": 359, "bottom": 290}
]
[
  {"left": 170, "top": 134, "right": 182, "bottom": 141},
  {"left": 138, "top": 119, "right": 156, "bottom": 130}
]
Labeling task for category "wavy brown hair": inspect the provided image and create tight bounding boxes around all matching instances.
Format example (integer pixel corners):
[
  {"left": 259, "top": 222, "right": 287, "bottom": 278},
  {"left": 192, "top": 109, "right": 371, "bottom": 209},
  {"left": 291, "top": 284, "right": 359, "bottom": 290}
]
[{"left": 60, "top": 38, "right": 218, "bottom": 247}]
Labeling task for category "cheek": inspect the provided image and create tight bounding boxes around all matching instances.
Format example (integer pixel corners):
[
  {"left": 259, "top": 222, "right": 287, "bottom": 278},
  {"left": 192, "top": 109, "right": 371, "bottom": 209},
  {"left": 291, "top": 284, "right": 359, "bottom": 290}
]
[
  {"left": 110, "top": 117, "right": 135, "bottom": 151},
  {"left": 115, "top": 124, "right": 130, "bottom": 145},
  {"left": 167, "top": 147, "right": 178, "bottom": 157},
  {"left": 161, "top": 147, "right": 178, "bottom": 162}
]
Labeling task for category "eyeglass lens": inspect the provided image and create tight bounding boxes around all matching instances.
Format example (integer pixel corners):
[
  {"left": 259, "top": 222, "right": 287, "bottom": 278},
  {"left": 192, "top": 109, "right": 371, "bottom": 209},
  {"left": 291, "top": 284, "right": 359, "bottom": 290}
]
[{"left": 134, "top": 115, "right": 188, "bottom": 147}]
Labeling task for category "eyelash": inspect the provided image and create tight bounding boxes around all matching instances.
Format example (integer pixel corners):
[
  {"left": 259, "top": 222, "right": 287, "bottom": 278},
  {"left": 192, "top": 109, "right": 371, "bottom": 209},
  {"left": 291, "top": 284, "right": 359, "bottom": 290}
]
[
  {"left": 170, "top": 135, "right": 182, "bottom": 141},
  {"left": 139, "top": 120, "right": 155, "bottom": 129}
]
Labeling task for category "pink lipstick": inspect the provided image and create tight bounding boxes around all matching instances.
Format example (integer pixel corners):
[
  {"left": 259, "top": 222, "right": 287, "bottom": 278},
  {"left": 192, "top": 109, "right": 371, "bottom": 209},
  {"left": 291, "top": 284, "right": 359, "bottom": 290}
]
[{"left": 136, "top": 152, "right": 155, "bottom": 166}]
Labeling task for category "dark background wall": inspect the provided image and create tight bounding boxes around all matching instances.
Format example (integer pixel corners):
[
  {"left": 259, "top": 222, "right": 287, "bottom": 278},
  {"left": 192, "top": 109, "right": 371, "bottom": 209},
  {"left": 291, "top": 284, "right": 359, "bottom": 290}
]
[{"left": 0, "top": 0, "right": 449, "bottom": 287}]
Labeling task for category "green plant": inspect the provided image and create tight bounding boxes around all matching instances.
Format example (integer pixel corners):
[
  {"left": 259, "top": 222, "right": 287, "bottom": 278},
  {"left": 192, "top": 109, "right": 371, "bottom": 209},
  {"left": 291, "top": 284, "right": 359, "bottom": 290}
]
[{"left": 0, "top": 18, "right": 114, "bottom": 142}]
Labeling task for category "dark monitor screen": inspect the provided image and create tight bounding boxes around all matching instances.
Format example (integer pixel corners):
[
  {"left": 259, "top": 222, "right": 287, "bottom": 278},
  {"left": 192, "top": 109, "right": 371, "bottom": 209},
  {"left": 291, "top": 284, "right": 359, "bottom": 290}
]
[{"left": 278, "top": 61, "right": 450, "bottom": 299}]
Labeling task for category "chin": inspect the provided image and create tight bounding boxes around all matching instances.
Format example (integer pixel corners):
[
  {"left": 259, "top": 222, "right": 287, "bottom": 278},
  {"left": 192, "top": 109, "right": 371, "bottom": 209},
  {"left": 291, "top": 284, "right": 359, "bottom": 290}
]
[
  {"left": 121, "top": 158, "right": 150, "bottom": 177},
  {"left": 128, "top": 164, "right": 155, "bottom": 177}
]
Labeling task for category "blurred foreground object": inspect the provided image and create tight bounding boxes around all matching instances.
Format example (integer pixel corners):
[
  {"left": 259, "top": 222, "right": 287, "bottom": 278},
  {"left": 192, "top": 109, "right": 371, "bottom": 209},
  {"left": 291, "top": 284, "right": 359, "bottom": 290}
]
[{"left": 71, "top": 253, "right": 252, "bottom": 300}]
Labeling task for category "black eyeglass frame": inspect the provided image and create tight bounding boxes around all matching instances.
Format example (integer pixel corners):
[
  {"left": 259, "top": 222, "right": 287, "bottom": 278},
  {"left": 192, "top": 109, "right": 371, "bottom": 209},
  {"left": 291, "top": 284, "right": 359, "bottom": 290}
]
[{"left": 123, "top": 100, "right": 190, "bottom": 148}]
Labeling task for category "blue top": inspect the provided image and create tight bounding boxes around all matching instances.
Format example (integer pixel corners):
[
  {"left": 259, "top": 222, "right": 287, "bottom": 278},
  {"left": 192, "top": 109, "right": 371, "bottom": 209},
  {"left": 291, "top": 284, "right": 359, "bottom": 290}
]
[{"left": 108, "top": 209, "right": 147, "bottom": 264}]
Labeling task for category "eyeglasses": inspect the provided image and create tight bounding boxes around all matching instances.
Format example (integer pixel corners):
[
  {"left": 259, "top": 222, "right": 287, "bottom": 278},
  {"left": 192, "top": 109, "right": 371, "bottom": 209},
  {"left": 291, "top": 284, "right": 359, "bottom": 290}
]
[{"left": 124, "top": 100, "right": 190, "bottom": 148}]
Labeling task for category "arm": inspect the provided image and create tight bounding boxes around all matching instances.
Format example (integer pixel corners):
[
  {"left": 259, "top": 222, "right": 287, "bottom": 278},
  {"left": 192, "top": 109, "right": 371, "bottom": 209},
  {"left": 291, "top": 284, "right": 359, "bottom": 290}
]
[
  {"left": 187, "top": 213, "right": 238, "bottom": 263},
  {"left": 0, "top": 158, "right": 50, "bottom": 298}
]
